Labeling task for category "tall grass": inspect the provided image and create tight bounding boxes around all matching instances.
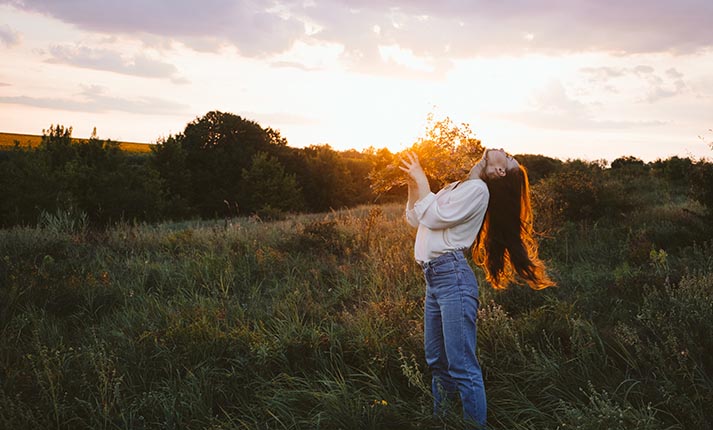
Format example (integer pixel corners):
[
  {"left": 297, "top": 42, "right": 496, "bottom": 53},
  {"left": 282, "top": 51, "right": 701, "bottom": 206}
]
[{"left": 1, "top": 191, "right": 712, "bottom": 429}]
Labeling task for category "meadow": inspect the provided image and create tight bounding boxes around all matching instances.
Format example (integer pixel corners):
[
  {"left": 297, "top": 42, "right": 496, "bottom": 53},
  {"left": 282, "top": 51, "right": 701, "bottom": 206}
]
[
  {"left": 0, "top": 132, "right": 152, "bottom": 154},
  {"left": 1, "top": 162, "right": 712, "bottom": 429}
]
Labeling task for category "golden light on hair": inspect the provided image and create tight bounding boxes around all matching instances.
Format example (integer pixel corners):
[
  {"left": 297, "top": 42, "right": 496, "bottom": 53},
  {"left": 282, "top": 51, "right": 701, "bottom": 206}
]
[{"left": 472, "top": 164, "right": 555, "bottom": 290}]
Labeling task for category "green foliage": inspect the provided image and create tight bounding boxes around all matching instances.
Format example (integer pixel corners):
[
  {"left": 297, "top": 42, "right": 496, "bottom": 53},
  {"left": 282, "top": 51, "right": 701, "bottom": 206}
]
[
  {"left": 149, "top": 135, "right": 192, "bottom": 217},
  {"left": 515, "top": 154, "right": 563, "bottom": 183},
  {"left": 240, "top": 151, "right": 304, "bottom": 216},
  {"left": 299, "top": 144, "right": 358, "bottom": 211},
  {"left": 556, "top": 383, "right": 661, "bottom": 430},
  {"left": 690, "top": 160, "right": 713, "bottom": 213},
  {"left": 611, "top": 155, "right": 646, "bottom": 170},
  {"left": 177, "top": 111, "right": 279, "bottom": 217},
  {"left": 148, "top": 112, "right": 378, "bottom": 218},
  {"left": 0, "top": 125, "right": 164, "bottom": 227},
  {"left": 1, "top": 161, "right": 712, "bottom": 429},
  {"left": 532, "top": 160, "right": 607, "bottom": 229},
  {"left": 650, "top": 156, "right": 693, "bottom": 185},
  {"left": 0, "top": 115, "right": 382, "bottom": 227},
  {"left": 0, "top": 143, "right": 58, "bottom": 226},
  {"left": 530, "top": 158, "right": 653, "bottom": 234},
  {"left": 2, "top": 116, "right": 711, "bottom": 232},
  {"left": 38, "top": 208, "right": 88, "bottom": 235},
  {"left": 39, "top": 124, "right": 74, "bottom": 167},
  {"left": 65, "top": 134, "right": 164, "bottom": 225},
  {"left": 2, "top": 119, "right": 713, "bottom": 428}
]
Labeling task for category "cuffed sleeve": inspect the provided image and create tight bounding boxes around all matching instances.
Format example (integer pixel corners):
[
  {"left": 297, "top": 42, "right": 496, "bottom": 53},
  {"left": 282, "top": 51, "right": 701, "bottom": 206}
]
[
  {"left": 405, "top": 192, "right": 435, "bottom": 227},
  {"left": 405, "top": 206, "right": 419, "bottom": 227},
  {"left": 412, "top": 192, "right": 436, "bottom": 218}
]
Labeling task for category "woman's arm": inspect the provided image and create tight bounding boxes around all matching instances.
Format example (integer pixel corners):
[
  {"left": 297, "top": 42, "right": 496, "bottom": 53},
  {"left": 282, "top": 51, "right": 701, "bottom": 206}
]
[
  {"left": 401, "top": 152, "right": 430, "bottom": 227},
  {"left": 406, "top": 176, "right": 418, "bottom": 211},
  {"left": 404, "top": 176, "right": 420, "bottom": 227}
]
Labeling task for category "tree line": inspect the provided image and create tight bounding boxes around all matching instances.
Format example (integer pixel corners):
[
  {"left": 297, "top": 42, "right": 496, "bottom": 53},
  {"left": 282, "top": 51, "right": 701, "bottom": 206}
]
[
  {"left": 0, "top": 110, "right": 711, "bottom": 228},
  {"left": 0, "top": 111, "right": 381, "bottom": 227}
]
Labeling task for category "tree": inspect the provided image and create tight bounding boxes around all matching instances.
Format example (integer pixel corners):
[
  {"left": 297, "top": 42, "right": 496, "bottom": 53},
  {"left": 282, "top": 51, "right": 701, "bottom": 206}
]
[
  {"left": 0, "top": 145, "right": 56, "bottom": 227},
  {"left": 0, "top": 125, "right": 166, "bottom": 227},
  {"left": 150, "top": 135, "right": 192, "bottom": 218},
  {"left": 176, "top": 111, "right": 291, "bottom": 217},
  {"left": 55, "top": 130, "right": 164, "bottom": 225},
  {"left": 240, "top": 152, "right": 303, "bottom": 215},
  {"left": 39, "top": 124, "right": 75, "bottom": 169},
  {"left": 611, "top": 156, "right": 645, "bottom": 169},
  {"left": 650, "top": 156, "right": 693, "bottom": 184},
  {"left": 368, "top": 114, "right": 485, "bottom": 194},
  {"left": 691, "top": 160, "right": 713, "bottom": 214},
  {"left": 298, "top": 144, "right": 357, "bottom": 211},
  {"left": 339, "top": 149, "right": 377, "bottom": 205},
  {"left": 516, "top": 154, "right": 563, "bottom": 183}
]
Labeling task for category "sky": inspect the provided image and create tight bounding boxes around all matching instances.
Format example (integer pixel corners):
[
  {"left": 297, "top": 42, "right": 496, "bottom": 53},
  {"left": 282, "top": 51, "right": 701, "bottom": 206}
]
[{"left": 1, "top": 0, "right": 712, "bottom": 162}]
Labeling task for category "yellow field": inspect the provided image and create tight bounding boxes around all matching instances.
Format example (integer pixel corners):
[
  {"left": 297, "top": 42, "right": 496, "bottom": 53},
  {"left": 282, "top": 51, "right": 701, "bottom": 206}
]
[{"left": 0, "top": 132, "right": 153, "bottom": 153}]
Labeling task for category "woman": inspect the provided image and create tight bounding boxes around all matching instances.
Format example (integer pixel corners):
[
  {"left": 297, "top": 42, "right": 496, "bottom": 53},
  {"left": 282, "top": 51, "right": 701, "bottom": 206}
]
[{"left": 400, "top": 148, "right": 553, "bottom": 428}]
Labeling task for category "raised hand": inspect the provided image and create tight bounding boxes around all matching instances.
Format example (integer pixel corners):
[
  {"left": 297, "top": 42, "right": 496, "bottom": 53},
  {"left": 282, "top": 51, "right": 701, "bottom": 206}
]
[
  {"left": 399, "top": 152, "right": 427, "bottom": 184},
  {"left": 399, "top": 151, "right": 430, "bottom": 201}
]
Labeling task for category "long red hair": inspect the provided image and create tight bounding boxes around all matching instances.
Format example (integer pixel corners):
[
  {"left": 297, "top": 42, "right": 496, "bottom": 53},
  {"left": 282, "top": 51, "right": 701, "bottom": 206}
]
[{"left": 472, "top": 164, "right": 554, "bottom": 290}]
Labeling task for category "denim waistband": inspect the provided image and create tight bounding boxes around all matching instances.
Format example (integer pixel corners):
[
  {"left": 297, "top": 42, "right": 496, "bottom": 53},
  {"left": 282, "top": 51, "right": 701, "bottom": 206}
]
[{"left": 419, "top": 249, "right": 467, "bottom": 270}]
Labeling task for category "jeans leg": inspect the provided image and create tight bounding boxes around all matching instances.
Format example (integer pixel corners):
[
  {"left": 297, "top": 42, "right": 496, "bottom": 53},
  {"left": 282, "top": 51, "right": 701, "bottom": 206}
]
[
  {"left": 424, "top": 289, "right": 457, "bottom": 416},
  {"left": 440, "top": 282, "right": 487, "bottom": 427}
]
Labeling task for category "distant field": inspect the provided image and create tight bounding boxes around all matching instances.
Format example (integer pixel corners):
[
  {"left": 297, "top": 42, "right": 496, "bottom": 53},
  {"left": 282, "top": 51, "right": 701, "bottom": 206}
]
[{"left": 0, "top": 131, "right": 153, "bottom": 153}]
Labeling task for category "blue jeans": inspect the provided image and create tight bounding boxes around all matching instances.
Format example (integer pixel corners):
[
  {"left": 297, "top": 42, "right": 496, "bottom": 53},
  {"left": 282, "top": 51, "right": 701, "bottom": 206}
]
[{"left": 422, "top": 251, "right": 487, "bottom": 428}]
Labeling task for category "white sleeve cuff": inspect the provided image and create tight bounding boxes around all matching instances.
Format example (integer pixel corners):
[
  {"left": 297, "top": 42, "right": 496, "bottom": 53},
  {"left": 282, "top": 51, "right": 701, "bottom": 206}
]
[
  {"left": 413, "top": 192, "right": 436, "bottom": 220},
  {"left": 405, "top": 208, "right": 419, "bottom": 227}
]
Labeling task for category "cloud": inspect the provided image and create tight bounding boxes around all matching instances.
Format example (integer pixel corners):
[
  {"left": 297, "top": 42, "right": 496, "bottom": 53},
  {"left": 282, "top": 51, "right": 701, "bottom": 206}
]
[
  {"left": 633, "top": 65, "right": 655, "bottom": 75},
  {"left": 269, "top": 60, "right": 322, "bottom": 72},
  {"left": 4, "top": 0, "right": 304, "bottom": 56},
  {"left": 581, "top": 65, "right": 687, "bottom": 103},
  {"left": 4, "top": 0, "right": 713, "bottom": 73},
  {"left": 0, "top": 24, "right": 20, "bottom": 47},
  {"left": 581, "top": 67, "right": 627, "bottom": 82},
  {"left": 644, "top": 78, "right": 686, "bottom": 103},
  {"left": 0, "top": 84, "right": 189, "bottom": 115},
  {"left": 503, "top": 80, "right": 667, "bottom": 130},
  {"left": 46, "top": 44, "right": 188, "bottom": 83},
  {"left": 506, "top": 109, "right": 666, "bottom": 130},
  {"left": 666, "top": 68, "right": 684, "bottom": 79},
  {"left": 296, "top": 0, "right": 713, "bottom": 61}
]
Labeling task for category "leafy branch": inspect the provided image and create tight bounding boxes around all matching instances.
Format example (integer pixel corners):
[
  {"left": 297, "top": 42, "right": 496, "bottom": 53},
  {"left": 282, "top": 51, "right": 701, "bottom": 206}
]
[{"left": 368, "top": 114, "right": 485, "bottom": 194}]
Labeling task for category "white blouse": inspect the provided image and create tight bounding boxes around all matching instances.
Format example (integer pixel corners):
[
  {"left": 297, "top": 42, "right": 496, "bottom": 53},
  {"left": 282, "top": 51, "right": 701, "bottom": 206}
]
[{"left": 405, "top": 179, "right": 489, "bottom": 263}]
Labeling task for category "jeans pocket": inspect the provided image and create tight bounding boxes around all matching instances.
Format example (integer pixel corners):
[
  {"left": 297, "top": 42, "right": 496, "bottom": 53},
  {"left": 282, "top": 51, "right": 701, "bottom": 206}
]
[{"left": 431, "top": 261, "right": 456, "bottom": 276}]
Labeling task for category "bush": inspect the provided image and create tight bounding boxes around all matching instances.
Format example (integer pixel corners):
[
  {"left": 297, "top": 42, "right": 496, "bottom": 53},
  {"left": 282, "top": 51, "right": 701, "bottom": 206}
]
[
  {"left": 691, "top": 160, "right": 713, "bottom": 213},
  {"left": 532, "top": 160, "right": 606, "bottom": 230}
]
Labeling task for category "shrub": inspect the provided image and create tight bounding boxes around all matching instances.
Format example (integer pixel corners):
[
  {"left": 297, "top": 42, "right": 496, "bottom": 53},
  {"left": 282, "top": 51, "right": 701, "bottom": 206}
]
[
  {"left": 690, "top": 160, "right": 713, "bottom": 213},
  {"left": 532, "top": 160, "right": 605, "bottom": 229}
]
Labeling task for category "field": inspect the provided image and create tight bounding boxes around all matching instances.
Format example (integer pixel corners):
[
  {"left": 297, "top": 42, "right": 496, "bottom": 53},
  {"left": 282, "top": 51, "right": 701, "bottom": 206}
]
[
  {"left": 1, "top": 165, "right": 712, "bottom": 430},
  {"left": 0, "top": 132, "right": 153, "bottom": 153}
]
